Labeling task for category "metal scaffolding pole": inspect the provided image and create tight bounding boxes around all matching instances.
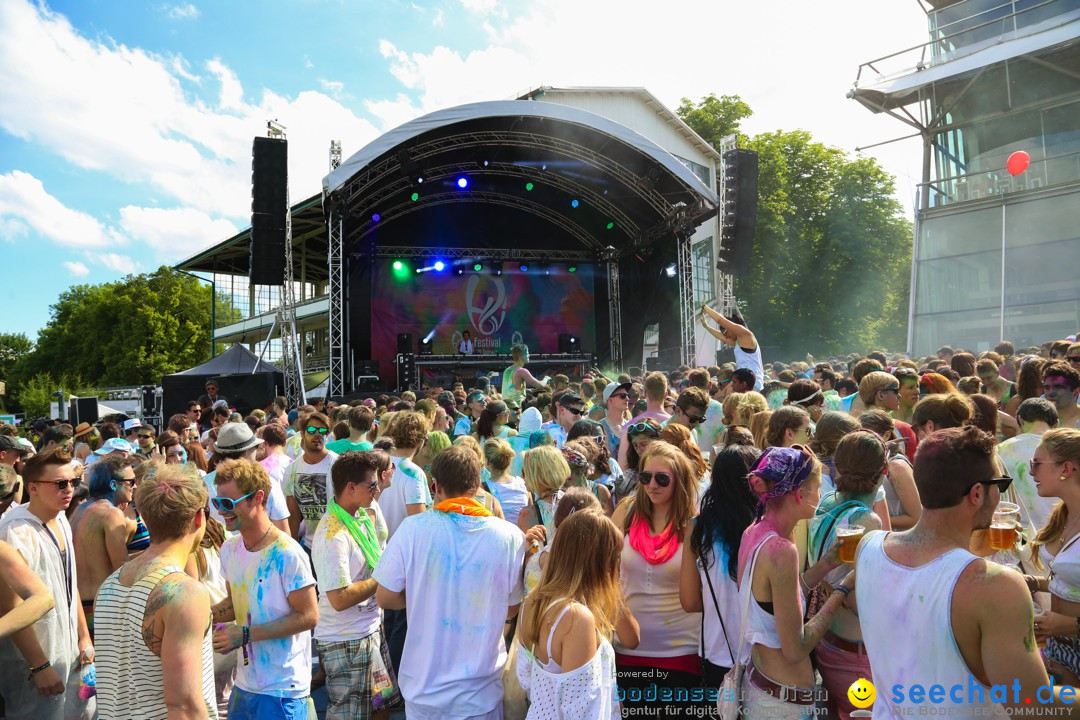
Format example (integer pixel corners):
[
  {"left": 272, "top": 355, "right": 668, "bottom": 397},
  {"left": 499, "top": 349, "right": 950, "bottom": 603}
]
[
  {"left": 606, "top": 255, "right": 623, "bottom": 371},
  {"left": 676, "top": 231, "right": 695, "bottom": 366},
  {"left": 327, "top": 209, "right": 345, "bottom": 399}
]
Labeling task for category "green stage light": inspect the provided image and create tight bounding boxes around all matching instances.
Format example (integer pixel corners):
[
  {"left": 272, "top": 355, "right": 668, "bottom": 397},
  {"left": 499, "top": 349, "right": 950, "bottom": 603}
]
[
  {"left": 525, "top": 182, "right": 534, "bottom": 191},
  {"left": 606, "top": 222, "right": 614, "bottom": 230},
  {"left": 393, "top": 260, "right": 403, "bottom": 270},
  {"left": 568, "top": 265, "right": 577, "bottom": 273},
  {"left": 411, "top": 192, "right": 419, "bottom": 201},
  {"left": 473, "top": 263, "right": 483, "bottom": 272}
]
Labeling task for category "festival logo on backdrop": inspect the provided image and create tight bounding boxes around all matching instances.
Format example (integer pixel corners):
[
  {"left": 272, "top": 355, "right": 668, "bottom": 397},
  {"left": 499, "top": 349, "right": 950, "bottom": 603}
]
[{"left": 465, "top": 273, "right": 508, "bottom": 337}]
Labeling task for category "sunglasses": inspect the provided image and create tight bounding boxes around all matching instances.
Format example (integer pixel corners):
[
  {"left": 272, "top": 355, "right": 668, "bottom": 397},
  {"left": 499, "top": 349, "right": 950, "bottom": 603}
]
[
  {"left": 639, "top": 471, "right": 672, "bottom": 488},
  {"left": 961, "top": 476, "right": 1013, "bottom": 497},
  {"left": 627, "top": 422, "right": 660, "bottom": 436},
  {"left": 33, "top": 477, "right": 81, "bottom": 491},
  {"left": 211, "top": 490, "right": 257, "bottom": 513},
  {"left": 1068, "top": 356, "right": 1080, "bottom": 363},
  {"left": 564, "top": 406, "right": 586, "bottom": 417},
  {"left": 683, "top": 413, "right": 706, "bottom": 426},
  {"left": 611, "top": 393, "right": 630, "bottom": 400},
  {"left": 1030, "top": 459, "right": 1064, "bottom": 473},
  {"left": 0, "top": 481, "right": 20, "bottom": 501},
  {"left": 305, "top": 426, "right": 330, "bottom": 436},
  {"left": 137, "top": 434, "right": 154, "bottom": 440}
]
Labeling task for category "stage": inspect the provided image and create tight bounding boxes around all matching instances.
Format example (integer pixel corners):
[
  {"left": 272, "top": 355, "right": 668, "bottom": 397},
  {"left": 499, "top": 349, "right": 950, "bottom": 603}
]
[{"left": 411, "top": 352, "right": 593, "bottom": 390}]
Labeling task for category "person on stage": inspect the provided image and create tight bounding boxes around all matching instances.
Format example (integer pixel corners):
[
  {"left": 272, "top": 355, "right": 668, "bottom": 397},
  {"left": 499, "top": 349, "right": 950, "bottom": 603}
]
[
  {"left": 502, "top": 344, "right": 546, "bottom": 409},
  {"left": 458, "top": 331, "right": 474, "bottom": 356}
]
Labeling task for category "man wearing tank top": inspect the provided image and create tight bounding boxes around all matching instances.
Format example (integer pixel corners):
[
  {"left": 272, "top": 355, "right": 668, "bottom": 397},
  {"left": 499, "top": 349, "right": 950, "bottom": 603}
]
[
  {"left": 854, "top": 426, "right": 1077, "bottom": 716},
  {"left": 501, "top": 344, "right": 546, "bottom": 410},
  {"left": 95, "top": 465, "right": 218, "bottom": 719}
]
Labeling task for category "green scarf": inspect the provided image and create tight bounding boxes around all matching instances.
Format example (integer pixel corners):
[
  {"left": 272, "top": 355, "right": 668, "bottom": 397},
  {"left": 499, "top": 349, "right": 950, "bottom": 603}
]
[{"left": 328, "top": 499, "right": 382, "bottom": 571}]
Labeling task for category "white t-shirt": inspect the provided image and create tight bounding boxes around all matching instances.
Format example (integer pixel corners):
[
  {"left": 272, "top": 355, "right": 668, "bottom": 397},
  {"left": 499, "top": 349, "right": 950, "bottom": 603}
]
[
  {"left": 219, "top": 532, "right": 315, "bottom": 698},
  {"left": 281, "top": 452, "right": 337, "bottom": 548},
  {"left": 204, "top": 467, "right": 290, "bottom": 528},
  {"left": 381, "top": 457, "right": 432, "bottom": 538},
  {"left": 735, "top": 343, "right": 765, "bottom": 392},
  {"left": 486, "top": 476, "right": 529, "bottom": 527},
  {"left": 373, "top": 510, "right": 526, "bottom": 717},
  {"left": 311, "top": 502, "right": 387, "bottom": 643}
]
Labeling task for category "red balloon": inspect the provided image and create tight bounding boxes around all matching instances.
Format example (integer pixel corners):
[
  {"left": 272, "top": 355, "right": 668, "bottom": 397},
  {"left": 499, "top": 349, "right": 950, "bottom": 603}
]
[{"left": 1006, "top": 151, "right": 1030, "bottom": 176}]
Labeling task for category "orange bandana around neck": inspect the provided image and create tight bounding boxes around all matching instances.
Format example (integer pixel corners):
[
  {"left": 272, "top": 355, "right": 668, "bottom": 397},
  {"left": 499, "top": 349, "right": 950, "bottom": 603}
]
[{"left": 434, "top": 496, "right": 493, "bottom": 517}]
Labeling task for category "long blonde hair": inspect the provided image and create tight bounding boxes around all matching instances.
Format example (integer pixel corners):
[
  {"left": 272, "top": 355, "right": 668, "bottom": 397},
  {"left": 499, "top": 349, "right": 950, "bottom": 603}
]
[
  {"left": 623, "top": 441, "right": 697, "bottom": 536},
  {"left": 522, "top": 509, "right": 625, "bottom": 647},
  {"left": 1032, "top": 428, "right": 1080, "bottom": 570}
]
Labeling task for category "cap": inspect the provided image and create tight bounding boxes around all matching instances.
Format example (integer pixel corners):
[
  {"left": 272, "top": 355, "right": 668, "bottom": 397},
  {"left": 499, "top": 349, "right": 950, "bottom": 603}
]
[
  {"left": 94, "top": 438, "right": 134, "bottom": 456},
  {"left": 557, "top": 391, "right": 586, "bottom": 408},
  {"left": 602, "top": 382, "right": 633, "bottom": 404},
  {"left": 73, "top": 422, "right": 93, "bottom": 438},
  {"left": 122, "top": 419, "right": 143, "bottom": 433},
  {"left": 212, "top": 399, "right": 229, "bottom": 411},
  {"left": 215, "top": 423, "right": 263, "bottom": 455},
  {"left": 0, "top": 435, "right": 28, "bottom": 454},
  {"left": 362, "top": 398, "right": 377, "bottom": 408},
  {"left": 16, "top": 438, "right": 35, "bottom": 454},
  {"left": 518, "top": 407, "right": 543, "bottom": 434}
]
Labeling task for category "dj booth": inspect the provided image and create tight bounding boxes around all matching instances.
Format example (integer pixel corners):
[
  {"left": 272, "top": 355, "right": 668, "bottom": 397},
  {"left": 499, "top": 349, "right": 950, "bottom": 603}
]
[{"left": 398, "top": 353, "right": 594, "bottom": 391}]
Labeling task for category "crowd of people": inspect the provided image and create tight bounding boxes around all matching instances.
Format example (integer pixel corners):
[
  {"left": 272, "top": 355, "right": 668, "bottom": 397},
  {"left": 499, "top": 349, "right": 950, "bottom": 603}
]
[{"left": 1, "top": 311, "right": 1080, "bottom": 719}]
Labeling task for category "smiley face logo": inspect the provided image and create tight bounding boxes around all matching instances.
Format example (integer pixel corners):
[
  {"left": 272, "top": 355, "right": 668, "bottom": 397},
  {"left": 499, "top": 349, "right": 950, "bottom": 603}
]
[{"left": 848, "top": 678, "right": 876, "bottom": 709}]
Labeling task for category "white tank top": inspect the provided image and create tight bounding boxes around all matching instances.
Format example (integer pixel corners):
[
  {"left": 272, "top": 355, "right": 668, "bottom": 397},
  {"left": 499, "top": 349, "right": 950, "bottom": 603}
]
[
  {"left": 95, "top": 565, "right": 218, "bottom": 719},
  {"left": 614, "top": 536, "right": 701, "bottom": 657},
  {"left": 856, "top": 531, "right": 1007, "bottom": 719},
  {"left": 739, "top": 532, "right": 783, "bottom": 650},
  {"left": 1039, "top": 531, "right": 1080, "bottom": 602}
]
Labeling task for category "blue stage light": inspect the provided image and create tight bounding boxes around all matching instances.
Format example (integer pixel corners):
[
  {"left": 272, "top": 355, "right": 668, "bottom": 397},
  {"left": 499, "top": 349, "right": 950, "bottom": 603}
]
[
  {"left": 372, "top": 213, "right": 381, "bottom": 222},
  {"left": 571, "top": 199, "right": 579, "bottom": 208},
  {"left": 457, "top": 177, "right": 468, "bottom": 189},
  {"left": 434, "top": 261, "right": 446, "bottom": 272}
]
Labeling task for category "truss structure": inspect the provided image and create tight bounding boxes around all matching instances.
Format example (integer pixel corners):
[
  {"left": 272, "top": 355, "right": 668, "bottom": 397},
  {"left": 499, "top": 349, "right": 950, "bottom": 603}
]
[
  {"left": 675, "top": 231, "right": 695, "bottom": 366},
  {"left": 327, "top": 210, "right": 345, "bottom": 400},
  {"left": 368, "top": 246, "right": 595, "bottom": 261}
]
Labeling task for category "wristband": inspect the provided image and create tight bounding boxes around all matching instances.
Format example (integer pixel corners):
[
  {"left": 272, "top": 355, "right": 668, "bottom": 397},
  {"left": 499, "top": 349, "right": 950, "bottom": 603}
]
[
  {"left": 832, "top": 585, "right": 851, "bottom": 598},
  {"left": 28, "top": 660, "right": 52, "bottom": 680}
]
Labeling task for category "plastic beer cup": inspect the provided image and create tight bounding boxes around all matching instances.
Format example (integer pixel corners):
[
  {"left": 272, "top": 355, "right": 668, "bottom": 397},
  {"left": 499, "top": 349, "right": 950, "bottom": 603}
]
[
  {"left": 989, "top": 501, "right": 1020, "bottom": 551},
  {"left": 836, "top": 521, "right": 865, "bottom": 563}
]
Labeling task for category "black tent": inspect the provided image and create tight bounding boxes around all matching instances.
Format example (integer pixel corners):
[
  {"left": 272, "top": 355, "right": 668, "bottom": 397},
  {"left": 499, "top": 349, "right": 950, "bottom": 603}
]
[{"left": 162, "top": 345, "right": 284, "bottom": 419}]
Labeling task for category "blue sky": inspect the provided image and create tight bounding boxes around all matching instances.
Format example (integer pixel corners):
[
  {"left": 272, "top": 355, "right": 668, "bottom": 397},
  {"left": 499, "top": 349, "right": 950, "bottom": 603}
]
[{"left": 0, "top": 0, "right": 927, "bottom": 340}]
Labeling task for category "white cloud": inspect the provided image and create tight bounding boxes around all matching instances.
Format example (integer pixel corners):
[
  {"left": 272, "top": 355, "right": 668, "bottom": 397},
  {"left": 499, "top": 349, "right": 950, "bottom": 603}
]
[
  {"left": 96, "top": 253, "right": 138, "bottom": 274},
  {"left": 432, "top": 8, "right": 444, "bottom": 26},
  {"left": 0, "top": 171, "right": 118, "bottom": 248},
  {"left": 63, "top": 261, "right": 90, "bottom": 277},
  {"left": 303, "top": 54, "right": 314, "bottom": 69},
  {"left": 371, "top": 0, "right": 927, "bottom": 211},
  {"left": 0, "top": 1, "right": 380, "bottom": 223},
  {"left": 166, "top": 4, "right": 199, "bottom": 20},
  {"left": 318, "top": 78, "right": 351, "bottom": 101},
  {"left": 118, "top": 206, "right": 238, "bottom": 261}
]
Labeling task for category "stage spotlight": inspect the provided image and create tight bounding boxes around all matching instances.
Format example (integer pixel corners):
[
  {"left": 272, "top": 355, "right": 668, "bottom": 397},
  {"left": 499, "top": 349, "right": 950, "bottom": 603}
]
[
  {"left": 411, "top": 192, "right": 419, "bottom": 201},
  {"left": 455, "top": 268, "right": 464, "bottom": 276},
  {"left": 519, "top": 263, "right": 528, "bottom": 272},
  {"left": 525, "top": 182, "right": 534, "bottom": 191},
  {"left": 457, "top": 177, "right": 469, "bottom": 189},
  {"left": 372, "top": 213, "right": 381, "bottom": 222},
  {"left": 418, "top": 338, "right": 433, "bottom": 355},
  {"left": 568, "top": 265, "right": 577, "bottom": 273},
  {"left": 571, "top": 199, "right": 580, "bottom": 208},
  {"left": 495, "top": 265, "right": 503, "bottom": 276},
  {"left": 606, "top": 222, "right": 615, "bottom": 230},
  {"left": 392, "top": 260, "right": 403, "bottom": 271},
  {"left": 665, "top": 264, "right": 677, "bottom": 278},
  {"left": 434, "top": 261, "right": 446, "bottom": 272},
  {"left": 473, "top": 262, "right": 483, "bottom": 272}
]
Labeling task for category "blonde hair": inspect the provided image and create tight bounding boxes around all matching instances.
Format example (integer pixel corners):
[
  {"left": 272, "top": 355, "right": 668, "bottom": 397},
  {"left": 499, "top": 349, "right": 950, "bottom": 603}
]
[
  {"left": 523, "top": 445, "right": 569, "bottom": 497},
  {"left": 376, "top": 411, "right": 398, "bottom": 439},
  {"left": 453, "top": 434, "right": 483, "bottom": 463},
  {"left": 859, "top": 371, "right": 900, "bottom": 406},
  {"left": 213, "top": 458, "right": 271, "bottom": 506},
  {"left": 624, "top": 441, "right": 697, "bottom": 538},
  {"left": 734, "top": 391, "right": 768, "bottom": 426},
  {"left": 657, "top": 423, "right": 707, "bottom": 480},
  {"left": 483, "top": 437, "right": 515, "bottom": 473},
  {"left": 1031, "top": 428, "right": 1080, "bottom": 569},
  {"left": 722, "top": 392, "right": 745, "bottom": 426},
  {"left": 749, "top": 410, "right": 772, "bottom": 450},
  {"left": 522, "top": 510, "right": 624, "bottom": 648},
  {"left": 135, "top": 463, "right": 208, "bottom": 541},
  {"left": 911, "top": 393, "right": 975, "bottom": 430}
]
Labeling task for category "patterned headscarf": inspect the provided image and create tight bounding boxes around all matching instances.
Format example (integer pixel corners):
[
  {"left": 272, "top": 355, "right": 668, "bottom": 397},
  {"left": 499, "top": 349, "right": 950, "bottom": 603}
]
[
  {"left": 749, "top": 446, "right": 816, "bottom": 518},
  {"left": 561, "top": 446, "right": 591, "bottom": 473}
]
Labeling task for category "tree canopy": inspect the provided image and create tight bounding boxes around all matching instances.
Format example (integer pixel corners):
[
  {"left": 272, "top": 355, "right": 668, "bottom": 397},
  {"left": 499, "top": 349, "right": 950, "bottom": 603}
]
[
  {"left": 676, "top": 94, "right": 913, "bottom": 357},
  {"left": 4, "top": 267, "right": 240, "bottom": 412}
]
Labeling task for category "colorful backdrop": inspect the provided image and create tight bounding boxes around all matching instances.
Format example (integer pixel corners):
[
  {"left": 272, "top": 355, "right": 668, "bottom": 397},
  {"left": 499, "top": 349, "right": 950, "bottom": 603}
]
[{"left": 370, "top": 261, "right": 596, "bottom": 383}]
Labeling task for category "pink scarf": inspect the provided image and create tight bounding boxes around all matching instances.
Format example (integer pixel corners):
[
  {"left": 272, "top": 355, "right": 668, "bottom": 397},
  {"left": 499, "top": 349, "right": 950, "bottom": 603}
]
[{"left": 628, "top": 515, "right": 680, "bottom": 565}]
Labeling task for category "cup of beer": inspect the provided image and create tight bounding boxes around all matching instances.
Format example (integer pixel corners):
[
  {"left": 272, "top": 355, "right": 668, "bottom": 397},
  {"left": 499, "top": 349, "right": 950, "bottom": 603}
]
[
  {"left": 989, "top": 501, "right": 1020, "bottom": 551},
  {"left": 836, "top": 521, "right": 865, "bottom": 563}
]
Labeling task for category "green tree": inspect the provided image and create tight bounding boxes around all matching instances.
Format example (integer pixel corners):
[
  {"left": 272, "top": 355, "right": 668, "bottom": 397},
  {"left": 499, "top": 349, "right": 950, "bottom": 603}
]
[
  {"left": 0, "top": 333, "right": 33, "bottom": 411},
  {"left": 677, "top": 94, "right": 913, "bottom": 357},
  {"left": 17, "top": 372, "right": 95, "bottom": 420},
  {"left": 675, "top": 94, "right": 753, "bottom": 149},
  {"left": 21, "top": 267, "right": 225, "bottom": 394}
]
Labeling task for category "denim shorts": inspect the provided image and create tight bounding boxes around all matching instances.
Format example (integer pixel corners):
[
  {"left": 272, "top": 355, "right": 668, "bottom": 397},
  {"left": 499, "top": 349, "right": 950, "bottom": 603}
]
[{"left": 227, "top": 688, "right": 310, "bottom": 720}]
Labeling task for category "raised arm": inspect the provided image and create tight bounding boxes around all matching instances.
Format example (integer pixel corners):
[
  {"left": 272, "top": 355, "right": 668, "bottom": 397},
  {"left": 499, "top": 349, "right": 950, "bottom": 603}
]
[{"left": 701, "top": 303, "right": 758, "bottom": 351}]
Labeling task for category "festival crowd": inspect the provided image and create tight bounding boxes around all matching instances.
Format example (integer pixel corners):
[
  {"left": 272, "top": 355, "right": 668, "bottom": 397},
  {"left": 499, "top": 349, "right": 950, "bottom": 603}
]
[{"left": 1, "top": 307, "right": 1080, "bottom": 719}]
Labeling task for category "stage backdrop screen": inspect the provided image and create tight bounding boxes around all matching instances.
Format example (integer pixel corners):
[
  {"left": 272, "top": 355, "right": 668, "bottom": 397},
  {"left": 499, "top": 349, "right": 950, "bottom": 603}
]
[{"left": 370, "top": 261, "right": 596, "bottom": 380}]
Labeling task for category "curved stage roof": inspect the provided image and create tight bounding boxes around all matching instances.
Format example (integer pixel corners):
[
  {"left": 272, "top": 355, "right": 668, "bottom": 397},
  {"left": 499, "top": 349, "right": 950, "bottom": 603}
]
[{"left": 322, "top": 99, "right": 719, "bottom": 255}]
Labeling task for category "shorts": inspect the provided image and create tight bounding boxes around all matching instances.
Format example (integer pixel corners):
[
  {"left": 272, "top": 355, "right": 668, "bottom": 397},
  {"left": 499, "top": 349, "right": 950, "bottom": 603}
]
[
  {"left": 1046, "top": 635, "right": 1080, "bottom": 679},
  {"left": 318, "top": 629, "right": 401, "bottom": 720},
  {"left": 227, "top": 688, "right": 309, "bottom": 720},
  {"left": 813, "top": 636, "right": 872, "bottom": 720}
]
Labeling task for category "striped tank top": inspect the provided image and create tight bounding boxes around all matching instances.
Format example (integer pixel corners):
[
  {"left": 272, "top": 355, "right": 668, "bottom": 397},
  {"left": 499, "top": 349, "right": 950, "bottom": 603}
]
[{"left": 95, "top": 564, "right": 218, "bottom": 719}]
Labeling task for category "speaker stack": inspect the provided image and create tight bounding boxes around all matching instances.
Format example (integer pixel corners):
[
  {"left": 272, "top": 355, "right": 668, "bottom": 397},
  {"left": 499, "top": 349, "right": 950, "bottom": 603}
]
[{"left": 250, "top": 137, "right": 288, "bottom": 285}]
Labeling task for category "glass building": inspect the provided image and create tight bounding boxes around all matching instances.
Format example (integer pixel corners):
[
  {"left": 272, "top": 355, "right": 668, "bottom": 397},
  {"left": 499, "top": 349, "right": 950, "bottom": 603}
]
[{"left": 850, "top": 0, "right": 1080, "bottom": 354}]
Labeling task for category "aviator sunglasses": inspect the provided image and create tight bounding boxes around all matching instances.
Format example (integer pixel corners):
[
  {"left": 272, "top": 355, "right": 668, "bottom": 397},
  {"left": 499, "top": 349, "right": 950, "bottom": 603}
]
[{"left": 639, "top": 471, "right": 672, "bottom": 488}]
